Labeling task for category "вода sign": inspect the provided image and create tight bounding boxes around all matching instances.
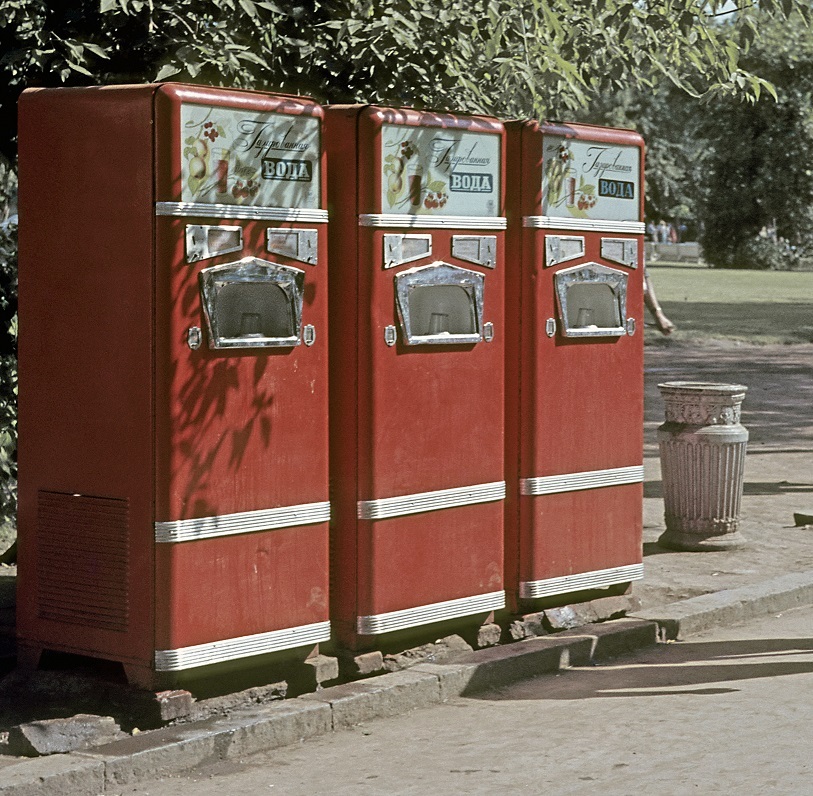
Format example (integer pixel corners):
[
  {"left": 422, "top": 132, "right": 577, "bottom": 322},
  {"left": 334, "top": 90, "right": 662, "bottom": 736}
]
[
  {"left": 381, "top": 124, "right": 500, "bottom": 216},
  {"left": 180, "top": 103, "right": 321, "bottom": 208},
  {"left": 541, "top": 135, "right": 641, "bottom": 222}
]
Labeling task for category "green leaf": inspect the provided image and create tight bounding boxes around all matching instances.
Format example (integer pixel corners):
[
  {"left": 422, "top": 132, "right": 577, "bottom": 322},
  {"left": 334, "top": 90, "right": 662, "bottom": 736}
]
[{"left": 156, "top": 63, "right": 182, "bottom": 81}]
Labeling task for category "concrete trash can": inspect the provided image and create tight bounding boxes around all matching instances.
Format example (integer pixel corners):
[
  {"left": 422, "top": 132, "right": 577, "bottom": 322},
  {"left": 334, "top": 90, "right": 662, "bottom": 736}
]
[{"left": 657, "top": 381, "right": 748, "bottom": 551}]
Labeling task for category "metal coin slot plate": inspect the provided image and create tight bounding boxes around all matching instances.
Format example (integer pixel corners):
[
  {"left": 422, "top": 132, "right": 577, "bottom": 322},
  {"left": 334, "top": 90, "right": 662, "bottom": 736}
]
[
  {"left": 185, "top": 225, "right": 244, "bottom": 263},
  {"left": 451, "top": 235, "right": 497, "bottom": 268},
  {"left": 554, "top": 261, "right": 628, "bottom": 338},
  {"left": 384, "top": 234, "right": 432, "bottom": 269},
  {"left": 601, "top": 237, "right": 638, "bottom": 269},
  {"left": 545, "top": 235, "right": 585, "bottom": 267},
  {"left": 267, "top": 228, "right": 318, "bottom": 265}
]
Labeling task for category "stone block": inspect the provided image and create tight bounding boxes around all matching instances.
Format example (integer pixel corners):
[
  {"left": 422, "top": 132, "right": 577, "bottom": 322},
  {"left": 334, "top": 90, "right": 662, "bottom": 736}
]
[
  {"left": 544, "top": 602, "right": 599, "bottom": 631},
  {"left": 590, "top": 595, "right": 640, "bottom": 622},
  {"left": 383, "top": 635, "right": 473, "bottom": 671},
  {"left": 451, "top": 634, "right": 593, "bottom": 695},
  {"left": 559, "top": 618, "right": 659, "bottom": 660},
  {"left": 304, "top": 654, "right": 340, "bottom": 686},
  {"left": 153, "top": 690, "right": 195, "bottom": 722},
  {"left": 0, "top": 755, "right": 104, "bottom": 796},
  {"left": 411, "top": 662, "right": 480, "bottom": 701},
  {"left": 476, "top": 623, "right": 502, "bottom": 648},
  {"left": 350, "top": 651, "right": 386, "bottom": 676},
  {"left": 7, "top": 715, "right": 124, "bottom": 757},
  {"left": 81, "top": 700, "right": 331, "bottom": 787},
  {"left": 301, "top": 670, "right": 441, "bottom": 729}
]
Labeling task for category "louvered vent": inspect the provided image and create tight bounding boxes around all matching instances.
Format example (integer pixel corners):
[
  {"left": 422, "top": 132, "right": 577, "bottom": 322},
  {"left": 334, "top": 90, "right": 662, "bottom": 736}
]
[{"left": 37, "top": 491, "right": 130, "bottom": 632}]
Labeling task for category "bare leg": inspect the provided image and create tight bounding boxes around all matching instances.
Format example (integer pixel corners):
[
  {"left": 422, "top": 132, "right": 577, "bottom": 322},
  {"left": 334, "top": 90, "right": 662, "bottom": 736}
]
[{"left": 644, "top": 269, "right": 676, "bottom": 335}]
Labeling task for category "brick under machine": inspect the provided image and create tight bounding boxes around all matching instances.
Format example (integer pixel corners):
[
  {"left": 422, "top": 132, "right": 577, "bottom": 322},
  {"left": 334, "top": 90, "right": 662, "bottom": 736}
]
[
  {"left": 325, "top": 105, "right": 507, "bottom": 650},
  {"left": 504, "top": 119, "right": 646, "bottom": 611},
  {"left": 17, "top": 83, "right": 331, "bottom": 688}
]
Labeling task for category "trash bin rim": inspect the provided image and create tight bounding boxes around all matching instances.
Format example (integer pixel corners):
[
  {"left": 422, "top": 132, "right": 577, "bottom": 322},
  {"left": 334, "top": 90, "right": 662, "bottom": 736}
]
[{"left": 657, "top": 381, "right": 748, "bottom": 395}]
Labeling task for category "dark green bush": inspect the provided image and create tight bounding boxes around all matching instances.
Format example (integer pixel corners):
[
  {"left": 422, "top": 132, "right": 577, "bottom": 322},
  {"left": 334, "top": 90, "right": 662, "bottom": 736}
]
[
  {"left": 709, "top": 235, "right": 804, "bottom": 271},
  {"left": 0, "top": 218, "right": 17, "bottom": 534}
]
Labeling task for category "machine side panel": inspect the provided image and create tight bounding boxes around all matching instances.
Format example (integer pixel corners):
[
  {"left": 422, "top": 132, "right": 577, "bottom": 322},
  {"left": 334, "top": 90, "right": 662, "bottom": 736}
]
[
  {"left": 16, "top": 85, "right": 157, "bottom": 667},
  {"left": 324, "top": 106, "right": 364, "bottom": 643}
]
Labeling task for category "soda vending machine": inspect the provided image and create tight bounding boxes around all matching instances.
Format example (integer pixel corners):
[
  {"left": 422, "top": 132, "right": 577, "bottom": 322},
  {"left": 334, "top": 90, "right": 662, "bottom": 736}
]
[
  {"left": 504, "top": 120, "right": 645, "bottom": 610},
  {"left": 325, "top": 106, "right": 506, "bottom": 649},
  {"left": 17, "top": 83, "right": 331, "bottom": 688}
]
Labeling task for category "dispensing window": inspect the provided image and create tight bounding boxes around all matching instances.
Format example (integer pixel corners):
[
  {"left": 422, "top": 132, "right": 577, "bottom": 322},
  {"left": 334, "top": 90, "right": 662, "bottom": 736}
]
[
  {"left": 554, "top": 262, "right": 627, "bottom": 338},
  {"left": 199, "top": 257, "right": 305, "bottom": 349},
  {"left": 395, "top": 262, "right": 484, "bottom": 345}
]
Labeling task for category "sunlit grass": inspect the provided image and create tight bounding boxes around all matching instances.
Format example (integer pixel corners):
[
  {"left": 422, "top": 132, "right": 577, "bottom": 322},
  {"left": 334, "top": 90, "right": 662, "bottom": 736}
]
[{"left": 644, "top": 262, "right": 813, "bottom": 345}]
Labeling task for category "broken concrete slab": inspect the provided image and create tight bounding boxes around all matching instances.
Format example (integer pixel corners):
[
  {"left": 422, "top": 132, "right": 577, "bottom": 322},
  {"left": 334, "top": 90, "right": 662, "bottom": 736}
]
[
  {"left": 7, "top": 715, "right": 124, "bottom": 757},
  {"left": 382, "top": 634, "right": 473, "bottom": 672}
]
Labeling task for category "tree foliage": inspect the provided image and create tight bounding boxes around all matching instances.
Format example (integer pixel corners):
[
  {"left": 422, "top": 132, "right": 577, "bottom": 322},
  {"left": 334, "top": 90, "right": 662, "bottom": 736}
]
[
  {"left": 697, "top": 10, "right": 813, "bottom": 268},
  {"left": 1, "top": 0, "right": 806, "bottom": 164}
]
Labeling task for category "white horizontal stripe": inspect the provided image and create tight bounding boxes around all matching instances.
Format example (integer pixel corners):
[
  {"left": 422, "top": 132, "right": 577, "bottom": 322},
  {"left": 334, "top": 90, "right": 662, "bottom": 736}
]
[
  {"left": 524, "top": 216, "right": 645, "bottom": 235},
  {"left": 358, "top": 481, "right": 506, "bottom": 520},
  {"left": 155, "top": 501, "right": 331, "bottom": 543},
  {"left": 360, "top": 214, "right": 507, "bottom": 230},
  {"left": 519, "top": 564, "right": 644, "bottom": 599},
  {"left": 154, "top": 621, "right": 331, "bottom": 671},
  {"left": 156, "top": 201, "right": 328, "bottom": 223},
  {"left": 357, "top": 591, "right": 505, "bottom": 635},
  {"left": 521, "top": 466, "right": 644, "bottom": 496}
]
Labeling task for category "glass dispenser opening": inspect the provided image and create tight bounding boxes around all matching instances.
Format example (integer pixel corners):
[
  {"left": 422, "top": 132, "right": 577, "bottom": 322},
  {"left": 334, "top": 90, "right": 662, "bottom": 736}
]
[
  {"left": 395, "top": 262, "right": 484, "bottom": 345},
  {"left": 199, "top": 257, "right": 305, "bottom": 349},
  {"left": 554, "top": 262, "right": 627, "bottom": 338}
]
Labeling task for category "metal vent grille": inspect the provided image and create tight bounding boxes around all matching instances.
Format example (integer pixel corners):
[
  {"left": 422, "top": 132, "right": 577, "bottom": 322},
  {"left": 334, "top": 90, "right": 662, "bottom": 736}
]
[{"left": 37, "top": 491, "right": 130, "bottom": 632}]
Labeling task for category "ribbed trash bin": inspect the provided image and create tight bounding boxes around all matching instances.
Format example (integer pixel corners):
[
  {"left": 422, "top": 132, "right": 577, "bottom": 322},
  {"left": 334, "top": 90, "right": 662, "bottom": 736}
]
[{"left": 657, "top": 381, "right": 748, "bottom": 551}]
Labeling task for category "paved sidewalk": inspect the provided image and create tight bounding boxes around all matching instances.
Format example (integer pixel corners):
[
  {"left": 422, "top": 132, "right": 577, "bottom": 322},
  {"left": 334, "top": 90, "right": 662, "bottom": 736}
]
[{"left": 0, "top": 340, "right": 811, "bottom": 795}]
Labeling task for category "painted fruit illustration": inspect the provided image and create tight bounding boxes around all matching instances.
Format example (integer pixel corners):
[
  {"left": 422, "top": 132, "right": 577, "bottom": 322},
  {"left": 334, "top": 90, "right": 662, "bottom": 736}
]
[
  {"left": 388, "top": 157, "right": 405, "bottom": 193},
  {"left": 189, "top": 156, "right": 207, "bottom": 179}
]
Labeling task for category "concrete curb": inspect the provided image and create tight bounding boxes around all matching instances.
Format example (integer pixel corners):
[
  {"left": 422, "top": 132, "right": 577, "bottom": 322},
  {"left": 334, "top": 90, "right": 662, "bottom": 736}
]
[
  {"left": 631, "top": 570, "right": 813, "bottom": 640},
  {"left": 2, "top": 571, "right": 813, "bottom": 794}
]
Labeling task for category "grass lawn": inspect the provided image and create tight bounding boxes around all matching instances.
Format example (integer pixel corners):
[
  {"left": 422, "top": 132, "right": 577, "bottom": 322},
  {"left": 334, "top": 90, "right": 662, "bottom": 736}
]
[{"left": 644, "top": 262, "right": 813, "bottom": 345}]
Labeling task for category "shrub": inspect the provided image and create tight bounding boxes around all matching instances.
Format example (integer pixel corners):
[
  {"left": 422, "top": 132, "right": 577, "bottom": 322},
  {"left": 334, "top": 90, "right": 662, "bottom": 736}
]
[
  {"left": 709, "top": 235, "right": 804, "bottom": 271},
  {"left": 0, "top": 217, "right": 17, "bottom": 534}
]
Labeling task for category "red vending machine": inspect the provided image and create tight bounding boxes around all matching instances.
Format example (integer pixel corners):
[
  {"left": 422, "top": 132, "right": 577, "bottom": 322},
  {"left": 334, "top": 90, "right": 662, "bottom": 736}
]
[
  {"left": 326, "top": 106, "right": 506, "bottom": 649},
  {"left": 17, "top": 83, "right": 331, "bottom": 688},
  {"left": 505, "top": 120, "right": 645, "bottom": 610}
]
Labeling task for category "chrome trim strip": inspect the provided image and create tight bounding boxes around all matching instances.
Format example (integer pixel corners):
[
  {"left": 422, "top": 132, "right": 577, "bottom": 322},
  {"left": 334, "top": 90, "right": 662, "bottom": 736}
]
[
  {"left": 155, "top": 501, "right": 331, "bottom": 543},
  {"left": 360, "top": 214, "right": 507, "bottom": 230},
  {"left": 520, "top": 466, "right": 644, "bottom": 496},
  {"left": 519, "top": 564, "right": 644, "bottom": 600},
  {"left": 154, "top": 621, "right": 331, "bottom": 671},
  {"left": 156, "top": 201, "right": 329, "bottom": 223},
  {"left": 358, "top": 481, "right": 506, "bottom": 520},
  {"left": 524, "top": 216, "right": 645, "bottom": 235},
  {"left": 357, "top": 591, "right": 505, "bottom": 635}
]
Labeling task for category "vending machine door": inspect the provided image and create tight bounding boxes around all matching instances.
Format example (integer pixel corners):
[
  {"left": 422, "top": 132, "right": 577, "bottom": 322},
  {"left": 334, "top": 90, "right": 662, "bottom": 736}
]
[
  {"left": 327, "top": 105, "right": 508, "bottom": 647},
  {"left": 152, "top": 84, "right": 331, "bottom": 678},
  {"left": 505, "top": 119, "right": 646, "bottom": 612}
]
